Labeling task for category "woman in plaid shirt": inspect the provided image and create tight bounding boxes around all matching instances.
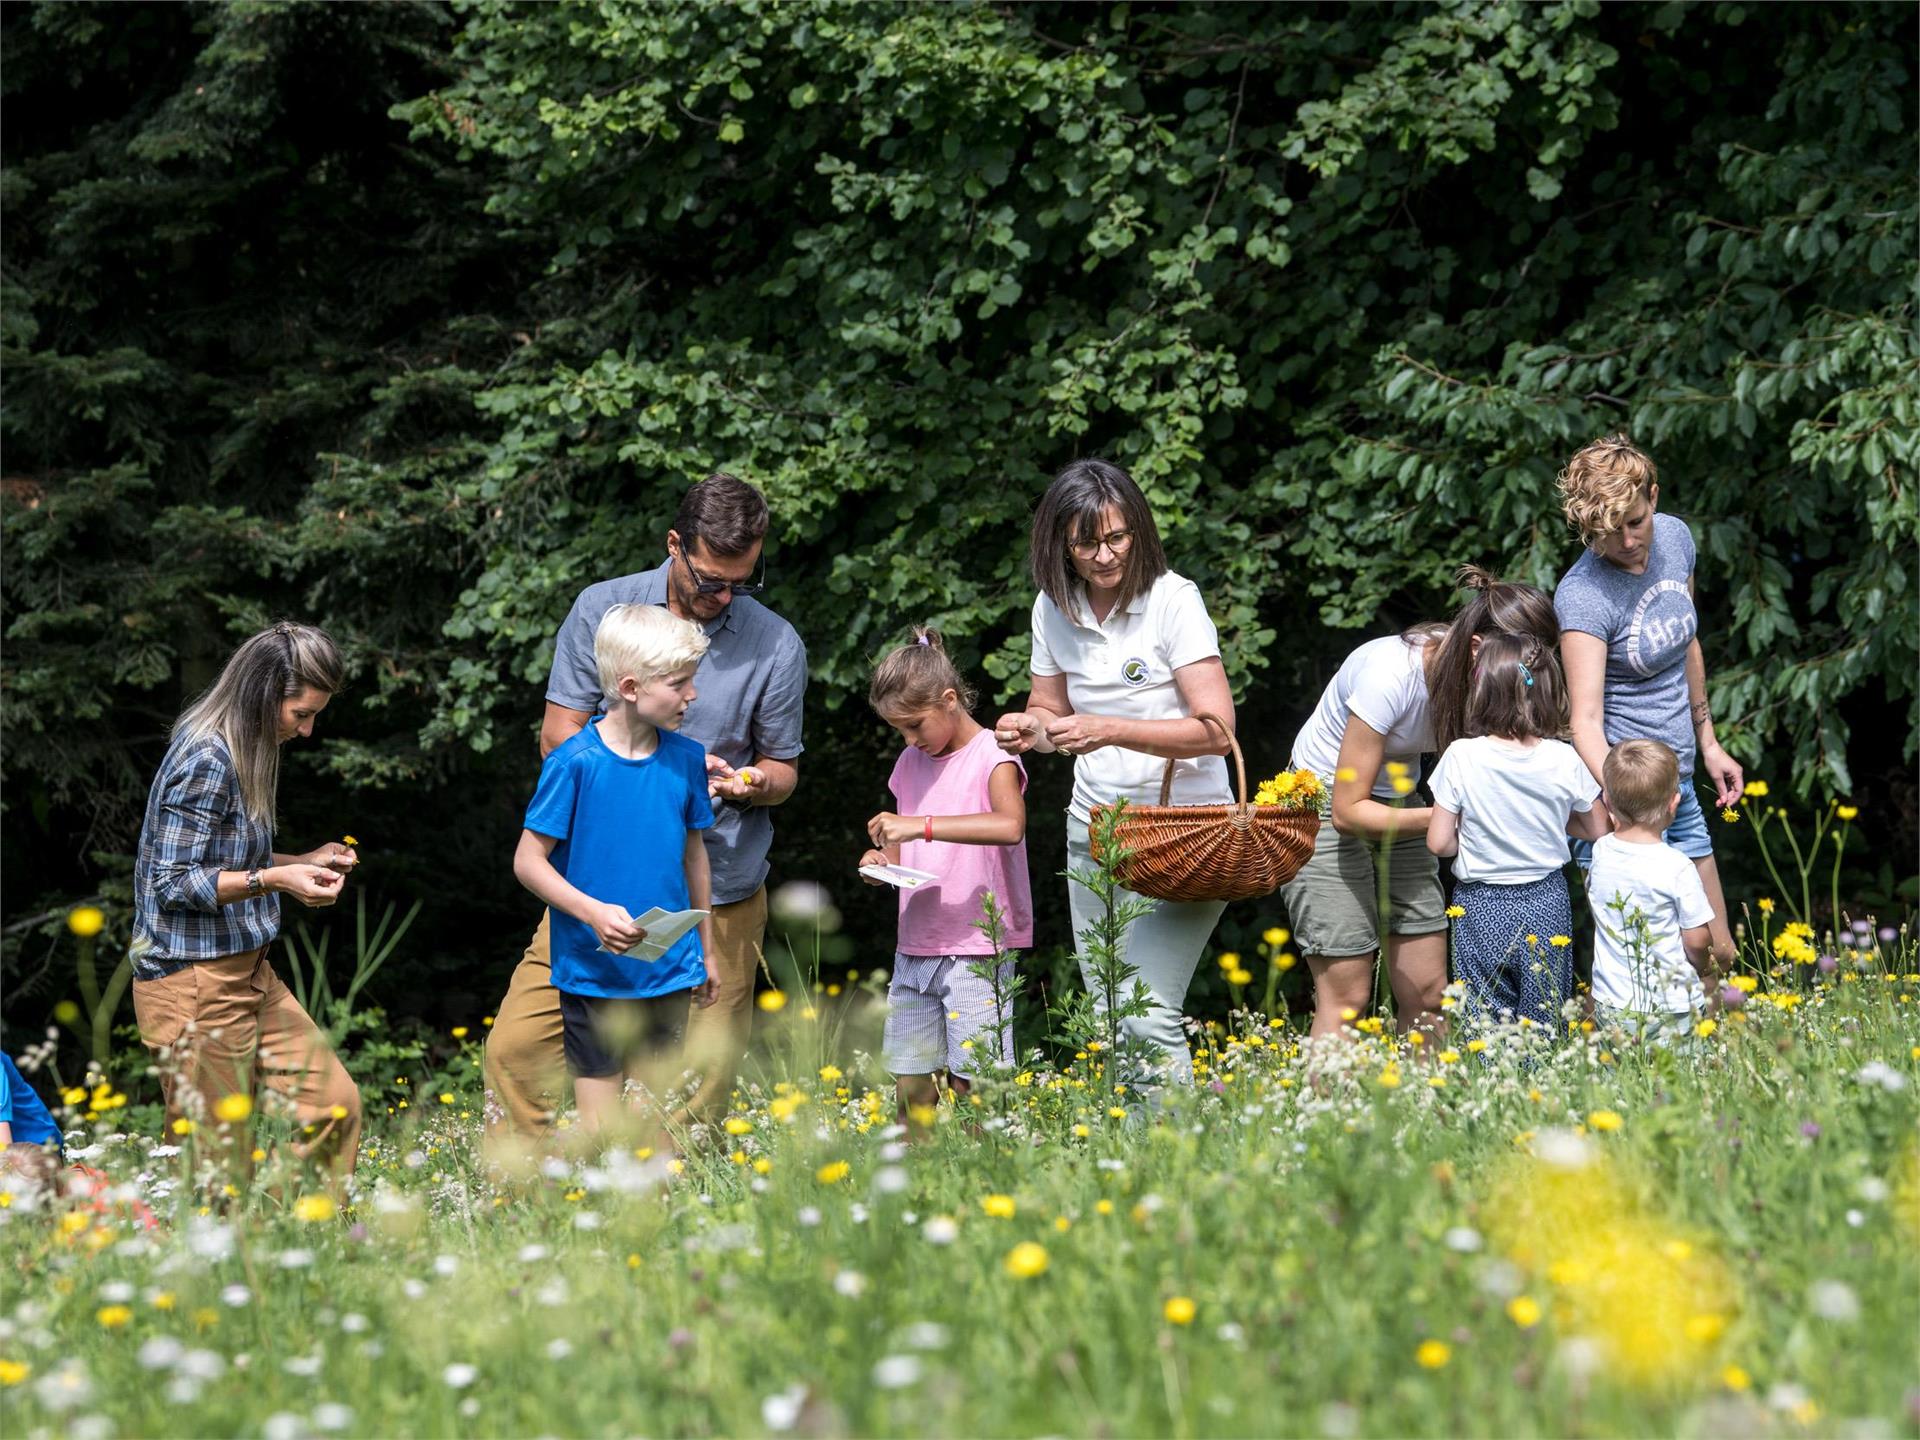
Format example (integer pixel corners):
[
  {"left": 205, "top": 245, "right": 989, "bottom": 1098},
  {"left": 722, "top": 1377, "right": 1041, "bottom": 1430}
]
[{"left": 130, "top": 622, "right": 364, "bottom": 1189}]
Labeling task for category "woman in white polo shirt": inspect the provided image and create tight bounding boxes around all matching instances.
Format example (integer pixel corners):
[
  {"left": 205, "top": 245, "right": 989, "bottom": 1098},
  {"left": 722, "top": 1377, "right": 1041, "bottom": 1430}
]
[
  {"left": 995, "top": 459, "right": 1233, "bottom": 1083},
  {"left": 1281, "top": 568, "right": 1560, "bottom": 1041}
]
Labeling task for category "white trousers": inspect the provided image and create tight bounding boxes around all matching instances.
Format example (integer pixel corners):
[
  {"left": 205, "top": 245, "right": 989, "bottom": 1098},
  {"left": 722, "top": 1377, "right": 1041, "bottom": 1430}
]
[{"left": 1066, "top": 817, "right": 1226, "bottom": 1084}]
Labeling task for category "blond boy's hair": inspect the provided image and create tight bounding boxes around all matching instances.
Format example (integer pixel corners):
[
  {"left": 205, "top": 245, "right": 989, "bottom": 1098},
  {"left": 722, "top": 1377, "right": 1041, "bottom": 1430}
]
[
  {"left": 1557, "top": 435, "right": 1659, "bottom": 547},
  {"left": 594, "top": 603, "right": 709, "bottom": 703},
  {"left": 1603, "top": 738, "right": 1679, "bottom": 829}
]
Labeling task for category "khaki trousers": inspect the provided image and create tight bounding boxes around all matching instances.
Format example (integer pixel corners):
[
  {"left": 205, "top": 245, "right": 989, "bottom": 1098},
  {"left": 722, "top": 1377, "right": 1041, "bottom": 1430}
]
[
  {"left": 482, "top": 887, "right": 767, "bottom": 1155},
  {"left": 132, "top": 949, "right": 363, "bottom": 1188}
]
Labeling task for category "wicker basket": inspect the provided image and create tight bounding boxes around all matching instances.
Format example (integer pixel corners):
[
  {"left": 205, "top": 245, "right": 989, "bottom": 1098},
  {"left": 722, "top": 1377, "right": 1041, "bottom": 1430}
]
[{"left": 1088, "top": 714, "right": 1320, "bottom": 904}]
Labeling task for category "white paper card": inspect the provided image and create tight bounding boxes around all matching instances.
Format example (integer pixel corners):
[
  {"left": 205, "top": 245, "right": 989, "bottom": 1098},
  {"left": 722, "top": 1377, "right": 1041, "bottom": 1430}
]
[
  {"left": 859, "top": 864, "right": 940, "bottom": 890},
  {"left": 604, "top": 905, "right": 708, "bottom": 960}
]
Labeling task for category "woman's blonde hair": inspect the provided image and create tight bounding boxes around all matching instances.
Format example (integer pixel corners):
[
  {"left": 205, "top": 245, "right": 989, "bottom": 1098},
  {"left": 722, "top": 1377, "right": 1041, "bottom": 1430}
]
[
  {"left": 1557, "top": 435, "right": 1659, "bottom": 547},
  {"left": 869, "top": 627, "right": 977, "bottom": 717},
  {"left": 594, "top": 604, "right": 710, "bottom": 702},
  {"left": 174, "top": 621, "right": 344, "bottom": 826}
]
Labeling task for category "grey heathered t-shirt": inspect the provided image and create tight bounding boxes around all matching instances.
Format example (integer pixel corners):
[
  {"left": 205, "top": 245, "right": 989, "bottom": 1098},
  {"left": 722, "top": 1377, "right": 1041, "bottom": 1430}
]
[
  {"left": 1553, "top": 511, "right": 1699, "bottom": 779},
  {"left": 546, "top": 560, "right": 807, "bottom": 906}
]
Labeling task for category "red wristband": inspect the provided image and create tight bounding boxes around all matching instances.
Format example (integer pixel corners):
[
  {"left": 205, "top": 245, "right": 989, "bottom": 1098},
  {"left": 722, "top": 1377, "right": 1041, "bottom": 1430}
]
[{"left": 923, "top": 815, "right": 934, "bottom": 843}]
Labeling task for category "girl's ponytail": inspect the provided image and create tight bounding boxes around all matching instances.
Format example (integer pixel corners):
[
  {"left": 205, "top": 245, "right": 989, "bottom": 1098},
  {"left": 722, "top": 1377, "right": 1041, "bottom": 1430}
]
[
  {"left": 1454, "top": 563, "right": 1498, "bottom": 595},
  {"left": 869, "top": 626, "right": 978, "bottom": 716}
]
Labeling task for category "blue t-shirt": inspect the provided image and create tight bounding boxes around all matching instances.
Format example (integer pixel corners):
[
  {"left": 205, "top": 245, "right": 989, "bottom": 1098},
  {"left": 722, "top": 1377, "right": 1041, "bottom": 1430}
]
[
  {"left": 1554, "top": 511, "right": 1700, "bottom": 779},
  {"left": 544, "top": 563, "right": 808, "bottom": 907},
  {"left": 525, "top": 721, "right": 716, "bottom": 999},
  {"left": 1, "top": 1053, "right": 64, "bottom": 1150}
]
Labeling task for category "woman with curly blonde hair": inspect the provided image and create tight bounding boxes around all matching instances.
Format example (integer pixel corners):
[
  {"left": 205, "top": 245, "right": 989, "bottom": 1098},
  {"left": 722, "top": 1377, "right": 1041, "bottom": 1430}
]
[{"left": 1553, "top": 435, "right": 1743, "bottom": 971}]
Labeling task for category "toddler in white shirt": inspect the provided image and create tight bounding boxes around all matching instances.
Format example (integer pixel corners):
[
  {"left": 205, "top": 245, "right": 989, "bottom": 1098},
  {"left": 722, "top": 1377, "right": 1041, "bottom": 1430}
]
[{"left": 1587, "top": 738, "right": 1718, "bottom": 1039}]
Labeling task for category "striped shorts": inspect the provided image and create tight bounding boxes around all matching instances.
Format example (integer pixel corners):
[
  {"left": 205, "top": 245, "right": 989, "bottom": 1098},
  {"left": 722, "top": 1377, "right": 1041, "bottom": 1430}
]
[{"left": 882, "top": 952, "right": 1016, "bottom": 1081}]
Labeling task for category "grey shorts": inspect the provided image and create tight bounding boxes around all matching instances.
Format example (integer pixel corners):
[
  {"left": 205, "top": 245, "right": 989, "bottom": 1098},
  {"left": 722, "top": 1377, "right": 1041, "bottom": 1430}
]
[
  {"left": 882, "top": 952, "right": 1015, "bottom": 1080},
  {"left": 1278, "top": 827, "right": 1446, "bottom": 958}
]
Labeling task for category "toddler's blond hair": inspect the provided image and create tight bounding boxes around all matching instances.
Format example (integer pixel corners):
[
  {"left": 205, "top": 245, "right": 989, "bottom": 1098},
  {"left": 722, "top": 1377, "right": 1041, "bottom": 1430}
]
[
  {"left": 1603, "top": 738, "right": 1679, "bottom": 829},
  {"left": 594, "top": 604, "right": 709, "bottom": 703}
]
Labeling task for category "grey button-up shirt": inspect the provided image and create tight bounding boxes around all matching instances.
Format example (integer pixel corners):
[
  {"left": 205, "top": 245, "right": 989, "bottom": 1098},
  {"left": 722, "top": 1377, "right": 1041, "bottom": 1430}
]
[{"left": 545, "top": 560, "right": 807, "bottom": 906}]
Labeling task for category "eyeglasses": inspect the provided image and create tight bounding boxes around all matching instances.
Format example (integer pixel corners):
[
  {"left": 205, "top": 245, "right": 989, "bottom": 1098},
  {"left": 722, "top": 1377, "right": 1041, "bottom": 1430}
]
[
  {"left": 680, "top": 549, "right": 766, "bottom": 597},
  {"left": 1069, "top": 530, "right": 1133, "bottom": 561}
]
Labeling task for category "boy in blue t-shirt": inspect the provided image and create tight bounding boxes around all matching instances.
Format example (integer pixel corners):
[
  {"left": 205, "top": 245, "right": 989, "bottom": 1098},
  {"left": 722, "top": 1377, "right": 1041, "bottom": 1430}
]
[{"left": 513, "top": 603, "right": 718, "bottom": 1138}]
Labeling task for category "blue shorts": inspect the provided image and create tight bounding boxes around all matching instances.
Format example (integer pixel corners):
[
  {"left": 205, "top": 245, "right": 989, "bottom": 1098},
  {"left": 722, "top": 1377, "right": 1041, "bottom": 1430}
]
[{"left": 1572, "top": 783, "right": 1713, "bottom": 868}]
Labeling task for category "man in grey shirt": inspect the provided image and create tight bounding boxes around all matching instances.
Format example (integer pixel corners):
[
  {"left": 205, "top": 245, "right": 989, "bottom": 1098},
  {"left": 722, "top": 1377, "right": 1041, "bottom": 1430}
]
[{"left": 483, "top": 473, "right": 807, "bottom": 1158}]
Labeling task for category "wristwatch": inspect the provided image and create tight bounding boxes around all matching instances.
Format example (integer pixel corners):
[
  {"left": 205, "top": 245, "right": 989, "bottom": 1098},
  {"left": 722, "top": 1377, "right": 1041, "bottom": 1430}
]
[{"left": 246, "top": 867, "right": 265, "bottom": 897}]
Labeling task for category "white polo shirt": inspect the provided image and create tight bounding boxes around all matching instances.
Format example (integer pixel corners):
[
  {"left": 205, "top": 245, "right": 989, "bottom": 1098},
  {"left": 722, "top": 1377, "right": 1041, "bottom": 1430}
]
[{"left": 1030, "top": 570, "right": 1231, "bottom": 825}]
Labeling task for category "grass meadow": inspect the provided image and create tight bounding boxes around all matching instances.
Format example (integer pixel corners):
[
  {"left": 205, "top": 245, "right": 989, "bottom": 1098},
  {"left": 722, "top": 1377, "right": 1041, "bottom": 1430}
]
[{"left": 4, "top": 808, "right": 1918, "bottom": 1439}]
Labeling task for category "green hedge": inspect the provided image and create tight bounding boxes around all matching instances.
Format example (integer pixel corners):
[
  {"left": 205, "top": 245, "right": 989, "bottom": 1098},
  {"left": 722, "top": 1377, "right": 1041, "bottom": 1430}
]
[{"left": 3, "top": 1, "right": 1913, "bottom": 1008}]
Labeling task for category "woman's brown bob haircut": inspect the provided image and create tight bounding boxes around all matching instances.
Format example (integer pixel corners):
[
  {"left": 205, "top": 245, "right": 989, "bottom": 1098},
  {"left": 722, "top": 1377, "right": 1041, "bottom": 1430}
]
[{"left": 1029, "top": 459, "right": 1168, "bottom": 623}]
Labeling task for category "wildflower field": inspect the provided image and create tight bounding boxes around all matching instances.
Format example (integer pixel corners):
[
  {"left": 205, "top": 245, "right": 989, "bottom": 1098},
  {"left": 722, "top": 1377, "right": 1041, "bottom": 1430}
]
[{"left": 6, "top": 823, "right": 1920, "bottom": 1439}]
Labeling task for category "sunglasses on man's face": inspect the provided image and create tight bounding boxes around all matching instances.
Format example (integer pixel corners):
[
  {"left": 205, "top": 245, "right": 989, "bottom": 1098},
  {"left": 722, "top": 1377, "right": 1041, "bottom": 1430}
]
[{"left": 680, "top": 548, "right": 766, "bottom": 596}]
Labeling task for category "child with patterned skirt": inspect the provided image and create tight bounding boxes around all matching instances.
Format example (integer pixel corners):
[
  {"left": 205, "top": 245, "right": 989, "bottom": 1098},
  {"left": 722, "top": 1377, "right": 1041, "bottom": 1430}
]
[{"left": 1427, "top": 633, "right": 1610, "bottom": 1028}]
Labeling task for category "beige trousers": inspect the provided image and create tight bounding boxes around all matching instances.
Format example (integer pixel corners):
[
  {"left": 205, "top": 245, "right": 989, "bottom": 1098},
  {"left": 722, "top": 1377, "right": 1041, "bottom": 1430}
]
[{"left": 132, "top": 949, "right": 363, "bottom": 1188}]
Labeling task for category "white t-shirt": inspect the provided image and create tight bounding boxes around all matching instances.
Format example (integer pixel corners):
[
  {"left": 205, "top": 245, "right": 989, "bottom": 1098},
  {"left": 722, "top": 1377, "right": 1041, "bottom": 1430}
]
[
  {"left": 1288, "top": 634, "right": 1433, "bottom": 800},
  {"left": 1587, "top": 834, "right": 1715, "bottom": 1015},
  {"left": 1030, "top": 571, "right": 1231, "bottom": 825},
  {"left": 1427, "top": 736, "right": 1600, "bottom": 884}
]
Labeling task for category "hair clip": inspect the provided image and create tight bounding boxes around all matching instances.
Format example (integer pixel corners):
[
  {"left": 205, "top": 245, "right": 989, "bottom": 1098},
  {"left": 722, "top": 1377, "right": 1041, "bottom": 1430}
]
[
  {"left": 1516, "top": 661, "right": 1534, "bottom": 687},
  {"left": 914, "top": 635, "right": 931, "bottom": 647}
]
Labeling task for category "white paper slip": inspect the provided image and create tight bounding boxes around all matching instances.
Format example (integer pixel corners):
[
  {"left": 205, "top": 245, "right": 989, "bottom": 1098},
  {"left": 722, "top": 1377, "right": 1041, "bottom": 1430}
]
[
  {"left": 859, "top": 864, "right": 940, "bottom": 890},
  {"left": 606, "top": 906, "right": 709, "bottom": 960}
]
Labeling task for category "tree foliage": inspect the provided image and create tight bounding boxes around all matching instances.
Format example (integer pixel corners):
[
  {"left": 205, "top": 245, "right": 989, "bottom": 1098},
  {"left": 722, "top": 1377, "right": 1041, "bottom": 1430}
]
[{"left": 3, "top": 1, "right": 1914, "bottom": 996}]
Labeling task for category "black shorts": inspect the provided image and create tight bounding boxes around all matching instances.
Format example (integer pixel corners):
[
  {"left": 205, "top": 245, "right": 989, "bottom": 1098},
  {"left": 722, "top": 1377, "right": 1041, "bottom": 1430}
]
[{"left": 558, "top": 990, "right": 692, "bottom": 1080}]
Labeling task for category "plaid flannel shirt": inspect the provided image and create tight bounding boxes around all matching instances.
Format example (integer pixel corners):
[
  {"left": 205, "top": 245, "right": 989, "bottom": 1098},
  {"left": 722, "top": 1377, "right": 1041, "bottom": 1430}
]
[{"left": 131, "top": 734, "right": 278, "bottom": 979}]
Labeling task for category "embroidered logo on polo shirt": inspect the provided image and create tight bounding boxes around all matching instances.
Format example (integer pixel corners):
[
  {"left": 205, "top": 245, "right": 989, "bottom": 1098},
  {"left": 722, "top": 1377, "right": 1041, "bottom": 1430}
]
[{"left": 1120, "top": 658, "right": 1150, "bottom": 687}]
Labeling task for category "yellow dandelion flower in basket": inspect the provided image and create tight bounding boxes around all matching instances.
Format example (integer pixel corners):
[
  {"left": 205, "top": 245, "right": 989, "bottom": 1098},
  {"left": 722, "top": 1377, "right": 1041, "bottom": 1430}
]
[{"left": 1089, "top": 718, "right": 1320, "bottom": 903}]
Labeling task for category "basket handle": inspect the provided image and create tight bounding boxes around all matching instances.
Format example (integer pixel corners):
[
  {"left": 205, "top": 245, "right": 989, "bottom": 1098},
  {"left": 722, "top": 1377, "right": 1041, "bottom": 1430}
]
[{"left": 1156, "top": 713, "right": 1248, "bottom": 808}]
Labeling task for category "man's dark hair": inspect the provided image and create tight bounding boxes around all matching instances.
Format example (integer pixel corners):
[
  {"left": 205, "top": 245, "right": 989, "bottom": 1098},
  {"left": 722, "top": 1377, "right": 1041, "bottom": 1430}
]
[{"left": 674, "top": 472, "right": 770, "bottom": 557}]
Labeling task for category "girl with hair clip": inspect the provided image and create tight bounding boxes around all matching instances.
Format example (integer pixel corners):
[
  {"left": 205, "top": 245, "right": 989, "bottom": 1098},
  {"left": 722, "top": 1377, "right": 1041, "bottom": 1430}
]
[
  {"left": 1280, "top": 567, "right": 1561, "bottom": 1041},
  {"left": 1426, "top": 633, "right": 1611, "bottom": 1029},
  {"left": 862, "top": 628, "right": 1032, "bottom": 1123},
  {"left": 129, "top": 621, "right": 364, "bottom": 1189}
]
